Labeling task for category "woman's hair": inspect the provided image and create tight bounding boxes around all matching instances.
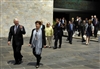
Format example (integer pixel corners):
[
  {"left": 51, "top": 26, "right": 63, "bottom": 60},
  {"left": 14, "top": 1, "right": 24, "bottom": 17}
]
[
  {"left": 35, "top": 21, "right": 41, "bottom": 25},
  {"left": 46, "top": 23, "right": 49, "bottom": 27},
  {"left": 88, "top": 19, "right": 92, "bottom": 24}
]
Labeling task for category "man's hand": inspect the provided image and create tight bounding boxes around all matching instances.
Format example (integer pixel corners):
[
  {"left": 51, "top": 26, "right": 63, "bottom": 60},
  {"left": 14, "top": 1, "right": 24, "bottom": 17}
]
[
  {"left": 8, "top": 41, "right": 11, "bottom": 45},
  {"left": 92, "top": 31, "right": 94, "bottom": 34},
  {"left": 20, "top": 25, "right": 23, "bottom": 29}
]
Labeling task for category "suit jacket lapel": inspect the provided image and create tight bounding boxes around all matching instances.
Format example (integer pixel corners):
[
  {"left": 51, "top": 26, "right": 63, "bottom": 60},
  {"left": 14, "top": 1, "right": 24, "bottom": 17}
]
[{"left": 13, "top": 26, "right": 15, "bottom": 34}]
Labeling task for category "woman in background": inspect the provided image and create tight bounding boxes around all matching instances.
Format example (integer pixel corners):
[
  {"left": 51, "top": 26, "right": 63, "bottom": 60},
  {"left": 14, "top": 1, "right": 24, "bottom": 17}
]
[
  {"left": 29, "top": 21, "right": 46, "bottom": 68},
  {"left": 45, "top": 23, "right": 53, "bottom": 48},
  {"left": 85, "top": 20, "right": 94, "bottom": 45}
]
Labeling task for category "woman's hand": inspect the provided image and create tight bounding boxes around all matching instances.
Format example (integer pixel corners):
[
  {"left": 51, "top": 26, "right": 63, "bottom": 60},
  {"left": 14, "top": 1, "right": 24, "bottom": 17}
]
[
  {"left": 44, "top": 45, "right": 47, "bottom": 48},
  {"left": 84, "top": 31, "right": 86, "bottom": 34},
  {"left": 8, "top": 41, "right": 11, "bottom": 45},
  {"left": 28, "top": 44, "right": 31, "bottom": 46},
  {"left": 92, "top": 31, "right": 94, "bottom": 34}
]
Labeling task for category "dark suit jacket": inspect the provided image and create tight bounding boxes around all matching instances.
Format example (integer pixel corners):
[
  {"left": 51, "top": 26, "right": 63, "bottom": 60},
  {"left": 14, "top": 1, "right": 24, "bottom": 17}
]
[
  {"left": 8, "top": 25, "right": 26, "bottom": 45},
  {"left": 29, "top": 28, "right": 46, "bottom": 48},
  {"left": 80, "top": 23, "right": 85, "bottom": 32},
  {"left": 67, "top": 23, "right": 74, "bottom": 32},
  {"left": 54, "top": 23, "right": 63, "bottom": 36},
  {"left": 94, "top": 21, "right": 99, "bottom": 30},
  {"left": 41, "top": 25, "right": 45, "bottom": 30}
]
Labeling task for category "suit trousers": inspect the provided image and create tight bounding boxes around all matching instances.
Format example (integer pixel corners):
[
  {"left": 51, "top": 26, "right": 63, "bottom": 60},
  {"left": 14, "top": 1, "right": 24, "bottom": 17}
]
[
  {"left": 94, "top": 29, "right": 98, "bottom": 37},
  {"left": 12, "top": 44, "right": 23, "bottom": 62},
  {"left": 54, "top": 32, "right": 62, "bottom": 48},
  {"left": 67, "top": 30, "right": 70, "bottom": 40},
  {"left": 68, "top": 31, "right": 73, "bottom": 43},
  {"left": 33, "top": 48, "right": 42, "bottom": 65},
  {"left": 81, "top": 31, "right": 85, "bottom": 41}
]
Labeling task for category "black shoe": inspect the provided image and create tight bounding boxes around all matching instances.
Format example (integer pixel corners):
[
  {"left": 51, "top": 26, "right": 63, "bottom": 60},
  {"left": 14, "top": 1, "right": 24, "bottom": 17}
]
[
  {"left": 70, "top": 42, "right": 72, "bottom": 44},
  {"left": 18, "top": 60, "right": 22, "bottom": 64},
  {"left": 59, "top": 45, "right": 61, "bottom": 48},
  {"left": 53, "top": 47, "right": 57, "bottom": 49},
  {"left": 66, "top": 39, "right": 68, "bottom": 41},
  {"left": 82, "top": 40, "right": 85, "bottom": 42},
  {"left": 13, "top": 62, "right": 19, "bottom": 65}
]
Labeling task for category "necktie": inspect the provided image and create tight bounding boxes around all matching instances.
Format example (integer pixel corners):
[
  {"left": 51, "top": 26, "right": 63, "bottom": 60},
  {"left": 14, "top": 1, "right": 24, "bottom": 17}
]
[{"left": 14, "top": 25, "right": 17, "bottom": 34}]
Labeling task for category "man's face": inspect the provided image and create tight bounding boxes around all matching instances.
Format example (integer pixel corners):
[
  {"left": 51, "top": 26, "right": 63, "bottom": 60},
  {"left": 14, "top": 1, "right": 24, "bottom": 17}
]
[
  {"left": 91, "top": 16, "right": 93, "bottom": 18},
  {"left": 69, "top": 21, "right": 71, "bottom": 24},
  {"left": 56, "top": 19, "right": 59, "bottom": 23},
  {"left": 14, "top": 20, "right": 19, "bottom": 25},
  {"left": 36, "top": 23, "right": 41, "bottom": 29},
  {"left": 94, "top": 15, "right": 96, "bottom": 18},
  {"left": 83, "top": 20, "right": 86, "bottom": 23}
]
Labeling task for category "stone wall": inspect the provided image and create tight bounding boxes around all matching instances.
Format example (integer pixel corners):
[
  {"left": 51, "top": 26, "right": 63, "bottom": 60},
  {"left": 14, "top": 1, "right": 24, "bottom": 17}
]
[{"left": 0, "top": 0, "right": 53, "bottom": 37}]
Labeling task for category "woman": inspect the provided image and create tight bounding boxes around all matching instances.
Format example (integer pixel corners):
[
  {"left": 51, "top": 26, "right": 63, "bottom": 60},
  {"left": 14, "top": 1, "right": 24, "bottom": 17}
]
[
  {"left": 29, "top": 21, "right": 46, "bottom": 68},
  {"left": 85, "top": 19, "right": 94, "bottom": 45},
  {"left": 45, "top": 23, "right": 53, "bottom": 48}
]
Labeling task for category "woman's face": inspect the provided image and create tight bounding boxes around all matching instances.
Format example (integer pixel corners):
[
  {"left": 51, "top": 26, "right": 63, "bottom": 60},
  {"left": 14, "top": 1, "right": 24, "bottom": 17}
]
[
  {"left": 36, "top": 23, "right": 41, "bottom": 29},
  {"left": 47, "top": 24, "right": 49, "bottom": 27},
  {"left": 88, "top": 21, "right": 91, "bottom": 24}
]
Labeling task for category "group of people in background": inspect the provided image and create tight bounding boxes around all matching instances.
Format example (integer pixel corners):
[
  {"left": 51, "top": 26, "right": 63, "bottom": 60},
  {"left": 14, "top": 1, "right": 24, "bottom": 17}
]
[
  {"left": 7, "top": 15, "right": 99, "bottom": 68},
  {"left": 56, "top": 15, "right": 99, "bottom": 45}
]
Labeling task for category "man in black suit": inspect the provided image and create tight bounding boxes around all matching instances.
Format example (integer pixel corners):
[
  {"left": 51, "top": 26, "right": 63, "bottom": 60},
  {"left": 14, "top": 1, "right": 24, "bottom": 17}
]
[
  {"left": 41, "top": 21, "right": 45, "bottom": 30},
  {"left": 78, "top": 17, "right": 82, "bottom": 36},
  {"left": 93, "top": 18, "right": 99, "bottom": 38},
  {"left": 67, "top": 21, "right": 74, "bottom": 44},
  {"left": 8, "top": 18, "right": 26, "bottom": 65},
  {"left": 53, "top": 18, "right": 64, "bottom": 49},
  {"left": 80, "top": 20, "right": 86, "bottom": 42}
]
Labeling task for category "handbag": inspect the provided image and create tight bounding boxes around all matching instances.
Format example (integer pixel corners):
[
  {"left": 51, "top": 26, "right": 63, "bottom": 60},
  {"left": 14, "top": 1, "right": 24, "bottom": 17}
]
[
  {"left": 75, "top": 30, "right": 79, "bottom": 35},
  {"left": 83, "top": 35, "right": 86, "bottom": 40}
]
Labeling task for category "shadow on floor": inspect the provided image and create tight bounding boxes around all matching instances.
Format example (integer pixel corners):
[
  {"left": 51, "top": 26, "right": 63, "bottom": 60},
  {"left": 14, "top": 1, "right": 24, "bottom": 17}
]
[
  {"left": 7, "top": 60, "right": 15, "bottom": 64},
  {"left": 27, "top": 62, "right": 43, "bottom": 66}
]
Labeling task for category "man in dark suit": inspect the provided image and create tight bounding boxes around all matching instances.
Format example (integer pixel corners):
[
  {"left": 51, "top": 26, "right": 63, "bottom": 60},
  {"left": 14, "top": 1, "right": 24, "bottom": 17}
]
[
  {"left": 78, "top": 17, "right": 82, "bottom": 36},
  {"left": 67, "top": 21, "right": 74, "bottom": 44},
  {"left": 93, "top": 18, "right": 99, "bottom": 38},
  {"left": 41, "top": 21, "right": 45, "bottom": 30},
  {"left": 8, "top": 18, "right": 26, "bottom": 65},
  {"left": 80, "top": 20, "right": 86, "bottom": 42},
  {"left": 53, "top": 18, "right": 64, "bottom": 49}
]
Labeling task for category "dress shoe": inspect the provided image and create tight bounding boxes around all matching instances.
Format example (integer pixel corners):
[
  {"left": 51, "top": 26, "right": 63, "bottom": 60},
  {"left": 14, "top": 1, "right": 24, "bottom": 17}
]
[
  {"left": 70, "top": 42, "right": 72, "bottom": 44},
  {"left": 13, "top": 62, "right": 19, "bottom": 65},
  {"left": 18, "top": 60, "right": 22, "bottom": 64},
  {"left": 53, "top": 47, "right": 57, "bottom": 49},
  {"left": 36, "top": 65, "right": 39, "bottom": 68},
  {"left": 82, "top": 40, "right": 85, "bottom": 42},
  {"left": 59, "top": 45, "right": 61, "bottom": 48}
]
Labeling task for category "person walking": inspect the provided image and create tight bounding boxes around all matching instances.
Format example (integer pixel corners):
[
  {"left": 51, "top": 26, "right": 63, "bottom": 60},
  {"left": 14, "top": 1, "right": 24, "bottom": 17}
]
[
  {"left": 53, "top": 18, "right": 64, "bottom": 49},
  {"left": 80, "top": 20, "right": 86, "bottom": 42},
  {"left": 8, "top": 18, "right": 26, "bottom": 65},
  {"left": 29, "top": 21, "right": 46, "bottom": 68},
  {"left": 85, "top": 20, "right": 94, "bottom": 45},
  {"left": 67, "top": 21, "right": 74, "bottom": 44},
  {"left": 45, "top": 23, "right": 53, "bottom": 48}
]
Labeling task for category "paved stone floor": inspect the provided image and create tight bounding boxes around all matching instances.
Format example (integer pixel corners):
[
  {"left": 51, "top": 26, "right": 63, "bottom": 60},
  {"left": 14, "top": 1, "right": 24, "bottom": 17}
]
[{"left": 0, "top": 37, "right": 100, "bottom": 69}]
